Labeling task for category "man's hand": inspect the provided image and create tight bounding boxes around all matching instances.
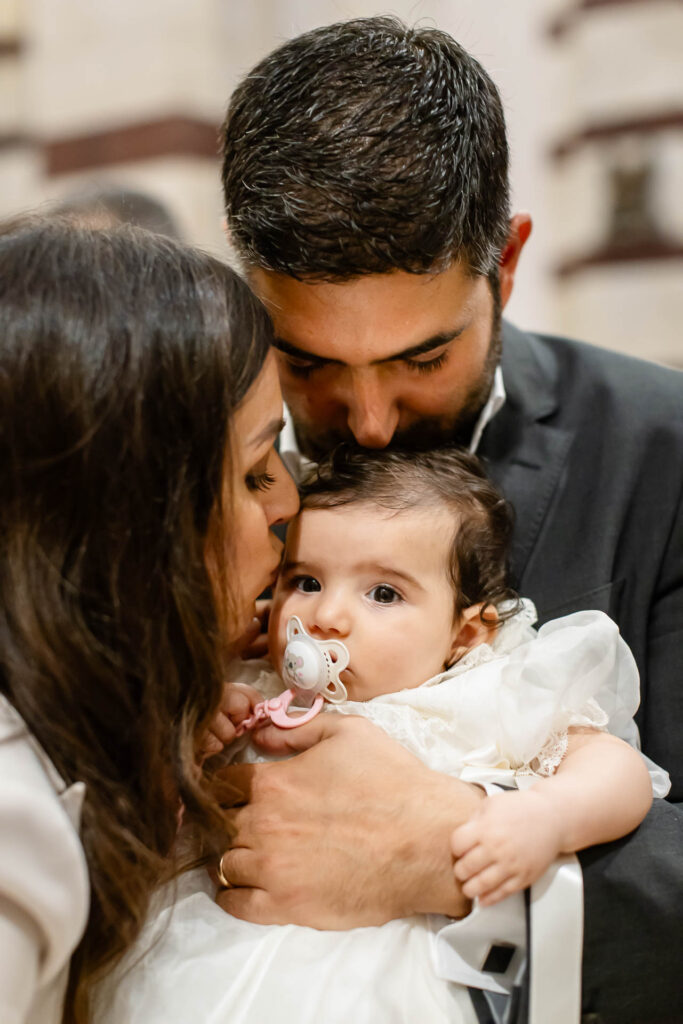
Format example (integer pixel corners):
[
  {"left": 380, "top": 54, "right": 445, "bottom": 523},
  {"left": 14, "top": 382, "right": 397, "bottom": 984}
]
[
  {"left": 214, "top": 713, "right": 485, "bottom": 928},
  {"left": 451, "top": 789, "right": 563, "bottom": 906}
]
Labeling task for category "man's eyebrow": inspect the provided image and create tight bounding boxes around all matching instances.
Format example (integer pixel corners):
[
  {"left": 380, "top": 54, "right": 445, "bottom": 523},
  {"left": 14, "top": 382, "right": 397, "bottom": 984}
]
[
  {"left": 272, "top": 327, "right": 466, "bottom": 367},
  {"left": 272, "top": 337, "right": 335, "bottom": 366},
  {"left": 386, "top": 328, "right": 466, "bottom": 363}
]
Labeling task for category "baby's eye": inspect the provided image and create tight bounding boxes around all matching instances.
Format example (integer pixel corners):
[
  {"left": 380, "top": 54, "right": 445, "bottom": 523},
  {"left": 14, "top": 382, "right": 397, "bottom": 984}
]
[
  {"left": 293, "top": 575, "right": 321, "bottom": 593},
  {"left": 367, "top": 584, "right": 402, "bottom": 605}
]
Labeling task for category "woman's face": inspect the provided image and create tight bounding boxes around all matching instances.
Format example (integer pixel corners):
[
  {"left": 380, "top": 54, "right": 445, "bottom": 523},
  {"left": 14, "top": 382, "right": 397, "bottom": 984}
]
[{"left": 208, "top": 352, "right": 299, "bottom": 640}]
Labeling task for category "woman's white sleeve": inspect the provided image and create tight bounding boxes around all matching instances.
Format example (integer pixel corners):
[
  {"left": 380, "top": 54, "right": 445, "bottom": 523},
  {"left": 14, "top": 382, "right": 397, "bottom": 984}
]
[
  {"left": 0, "top": 893, "right": 41, "bottom": 1024},
  {"left": 0, "top": 780, "right": 89, "bottom": 1022}
]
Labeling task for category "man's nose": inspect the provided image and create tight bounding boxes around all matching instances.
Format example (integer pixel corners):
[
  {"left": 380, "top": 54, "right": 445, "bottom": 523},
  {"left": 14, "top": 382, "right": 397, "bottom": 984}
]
[{"left": 344, "top": 370, "right": 399, "bottom": 449}]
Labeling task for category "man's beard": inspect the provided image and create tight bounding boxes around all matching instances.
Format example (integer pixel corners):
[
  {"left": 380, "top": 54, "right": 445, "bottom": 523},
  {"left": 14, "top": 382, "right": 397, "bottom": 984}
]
[{"left": 293, "top": 302, "right": 502, "bottom": 461}]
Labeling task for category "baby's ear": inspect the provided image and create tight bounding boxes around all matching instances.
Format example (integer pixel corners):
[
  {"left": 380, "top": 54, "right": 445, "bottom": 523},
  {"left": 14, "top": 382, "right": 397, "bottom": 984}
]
[{"left": 448, "top": 603, "right": 498, "bottom": 665}]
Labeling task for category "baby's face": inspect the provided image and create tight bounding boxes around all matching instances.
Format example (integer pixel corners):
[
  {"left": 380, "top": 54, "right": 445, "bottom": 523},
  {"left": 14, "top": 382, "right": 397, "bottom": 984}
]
[{"left": 269, "top": 502, "right": 462, "bottom": 701}]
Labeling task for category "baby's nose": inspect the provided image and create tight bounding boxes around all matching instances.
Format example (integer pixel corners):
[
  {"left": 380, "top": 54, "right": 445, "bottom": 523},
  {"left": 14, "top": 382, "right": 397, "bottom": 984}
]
[{"left": 309, "top": 596, "right": 351, "bottom": 638}]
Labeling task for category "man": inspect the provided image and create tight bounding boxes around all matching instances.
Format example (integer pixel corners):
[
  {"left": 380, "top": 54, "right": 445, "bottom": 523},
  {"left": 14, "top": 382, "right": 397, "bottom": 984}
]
[{"left": 217, "top": 17, "right": 683, "bottom": 1023}]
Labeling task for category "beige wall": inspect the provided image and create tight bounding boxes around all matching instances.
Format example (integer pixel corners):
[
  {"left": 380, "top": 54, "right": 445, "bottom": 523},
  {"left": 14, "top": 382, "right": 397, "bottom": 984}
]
[{"left": 0, "top": 0, "right": 680, "bottom": 365}]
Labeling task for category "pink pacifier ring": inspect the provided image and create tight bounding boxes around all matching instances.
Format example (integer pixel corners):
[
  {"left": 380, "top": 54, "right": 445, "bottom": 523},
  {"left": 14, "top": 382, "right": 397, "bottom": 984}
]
[
  {"left": 235, "top": 616, "right": 349, "bottom": 736},
  {"left": 235, "top": 690, "right": 324, "bottom": 735}
]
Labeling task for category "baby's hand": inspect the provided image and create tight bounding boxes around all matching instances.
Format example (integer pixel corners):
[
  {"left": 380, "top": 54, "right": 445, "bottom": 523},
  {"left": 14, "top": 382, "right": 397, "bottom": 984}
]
[
  {"left": 451, "top": 789, "right": 563, "bottom": 906},
  {"left": 199, "top": 682, "right": 262, "bottom": 760}
]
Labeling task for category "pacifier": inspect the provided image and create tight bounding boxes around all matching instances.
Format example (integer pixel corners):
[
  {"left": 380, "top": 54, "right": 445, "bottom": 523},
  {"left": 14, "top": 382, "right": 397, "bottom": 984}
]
[
  {"left": 235, "top": 616, "right": 350, "bottom": 734},
  {"left": 281, "top": 615, "right": 349, "bottom": 704}
]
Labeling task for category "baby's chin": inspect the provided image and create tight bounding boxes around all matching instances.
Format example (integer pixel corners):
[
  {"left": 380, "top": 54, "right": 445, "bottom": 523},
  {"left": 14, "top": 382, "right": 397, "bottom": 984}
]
[{"left": 339, "top": 672, "right": 378, "bottom": 703}]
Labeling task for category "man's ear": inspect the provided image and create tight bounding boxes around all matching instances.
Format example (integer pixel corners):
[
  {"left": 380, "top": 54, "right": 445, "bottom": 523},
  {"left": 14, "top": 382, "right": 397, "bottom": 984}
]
[
  {"left": 499, "top": 212, "right": 532, "bottom": 310},
  {"left": 448, "top": 603, "right": 499, "bottom": 665}
]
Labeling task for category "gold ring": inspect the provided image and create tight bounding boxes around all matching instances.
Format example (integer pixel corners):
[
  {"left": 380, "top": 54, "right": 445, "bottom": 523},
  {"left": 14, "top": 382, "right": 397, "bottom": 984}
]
[{"left": 217, "top": 853, "right": 233, "bottom": 889}]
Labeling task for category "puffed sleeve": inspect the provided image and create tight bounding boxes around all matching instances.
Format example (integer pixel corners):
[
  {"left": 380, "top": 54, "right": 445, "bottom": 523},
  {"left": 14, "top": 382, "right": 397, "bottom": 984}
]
[
  {"left": 494, "top": 610, "right": 670, "bottom": 792},
  {"left": 0, "top": 723, "right": 90, "bottom": 1024},
  {"left": 346, "top": 608, "right": 669, "bottom": 794}
]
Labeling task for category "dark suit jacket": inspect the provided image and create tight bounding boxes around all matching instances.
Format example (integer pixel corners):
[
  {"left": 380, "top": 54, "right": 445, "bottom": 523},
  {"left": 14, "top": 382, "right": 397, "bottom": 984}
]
[{"left": 478, "top": 323, "right": 683, "bottom": 1023}]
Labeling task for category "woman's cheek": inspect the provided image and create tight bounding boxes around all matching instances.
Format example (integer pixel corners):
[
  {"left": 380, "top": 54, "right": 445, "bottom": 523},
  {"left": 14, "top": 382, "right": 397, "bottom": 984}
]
[{"left": 267, "top": 599, "right": 288, "bottom": 668}]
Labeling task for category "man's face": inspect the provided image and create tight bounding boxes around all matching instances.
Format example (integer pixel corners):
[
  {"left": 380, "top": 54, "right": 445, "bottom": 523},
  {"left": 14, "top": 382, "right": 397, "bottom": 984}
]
[{"left": 250, "top": 261, "right": 500, "bottom": 460}]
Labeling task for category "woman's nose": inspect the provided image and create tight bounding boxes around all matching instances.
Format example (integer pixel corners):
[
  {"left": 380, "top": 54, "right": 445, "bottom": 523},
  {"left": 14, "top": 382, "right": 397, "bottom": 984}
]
[{"left": 267, "top": 453, "right": 300, "bottom": 527}]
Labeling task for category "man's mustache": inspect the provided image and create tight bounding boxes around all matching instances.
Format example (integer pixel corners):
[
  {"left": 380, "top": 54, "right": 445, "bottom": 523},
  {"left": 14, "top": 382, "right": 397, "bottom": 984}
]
[{"left": 297, "top": 413, "right": 480, "bottom": 461}]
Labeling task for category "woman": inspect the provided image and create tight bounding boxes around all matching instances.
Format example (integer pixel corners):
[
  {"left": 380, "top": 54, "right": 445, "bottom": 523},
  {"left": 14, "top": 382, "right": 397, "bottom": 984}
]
[{"left": 0, "top": 215, "right": 297, "bottom": 1024}]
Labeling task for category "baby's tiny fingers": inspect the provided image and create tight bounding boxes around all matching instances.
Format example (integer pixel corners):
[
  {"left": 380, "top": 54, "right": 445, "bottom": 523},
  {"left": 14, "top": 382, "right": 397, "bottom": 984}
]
[
  {"left": 462, "top": 863, "right": 508, "bottom": 900},
  {"left": 450, "top": 821, "right": 481, "bottom": 858},
  {"left": 211, "top": 711, "right": 238, "bottom": 746},
  {"left": 200, "top": 732, "right": 224, "bottom": 759},
  {"left": 478, "top": 876, "right": 524, "bottom": 907},
  {"left": 223, "top": 684, "right": 262, "bottom": 717},
  {"left": 223, "top": 691, "right": 252, "bottom": 720},
  {"left": 454, "top": 844, "right": 495, "bottom": 882}
]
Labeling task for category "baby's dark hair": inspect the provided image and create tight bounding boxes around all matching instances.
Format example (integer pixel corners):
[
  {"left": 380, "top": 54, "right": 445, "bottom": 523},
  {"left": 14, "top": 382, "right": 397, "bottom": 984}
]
[{"left": 298, "top": 446, "right": 520, "bottom": 623}]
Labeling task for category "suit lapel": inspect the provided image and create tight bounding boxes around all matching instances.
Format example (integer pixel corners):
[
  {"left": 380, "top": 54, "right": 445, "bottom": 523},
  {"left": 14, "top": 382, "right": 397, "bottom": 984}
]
[{"left": 479, "top": 324, "right": 572, "bottom": 585}]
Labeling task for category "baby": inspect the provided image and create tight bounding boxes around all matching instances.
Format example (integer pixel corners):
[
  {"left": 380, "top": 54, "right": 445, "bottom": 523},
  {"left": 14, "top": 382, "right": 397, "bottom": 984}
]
[
  {"left": 219, "top": 446, "right": 657, "bottom": 903},
  {"left": 98, "top": 446, "right": 665, "bottom": 1024}
]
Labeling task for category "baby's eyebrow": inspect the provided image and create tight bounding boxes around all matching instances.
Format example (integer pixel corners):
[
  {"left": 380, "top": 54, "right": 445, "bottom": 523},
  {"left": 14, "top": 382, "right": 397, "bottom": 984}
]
[
  {"left": 279, "top": 558, "right": 427, "bottom": 592},
  {"left": 358, "top": 563, "right": 426, "bottom": 591}
]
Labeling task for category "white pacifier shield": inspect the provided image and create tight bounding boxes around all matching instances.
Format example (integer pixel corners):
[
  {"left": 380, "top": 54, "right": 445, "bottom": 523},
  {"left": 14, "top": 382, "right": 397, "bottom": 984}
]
[{"left": 282, "top": 616, "right": 349, "bottom": 703}]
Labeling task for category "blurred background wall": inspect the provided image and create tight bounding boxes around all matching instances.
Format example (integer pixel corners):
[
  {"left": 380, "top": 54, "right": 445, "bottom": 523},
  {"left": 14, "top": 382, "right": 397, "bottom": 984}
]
[{"left": 0, "top": 0, "right": 680, "bottom": 365}]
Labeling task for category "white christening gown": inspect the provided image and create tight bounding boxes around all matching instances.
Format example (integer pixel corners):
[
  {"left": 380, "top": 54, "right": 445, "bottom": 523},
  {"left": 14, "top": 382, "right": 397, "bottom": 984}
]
[{"left": 93, "top": 604, "right": 668, "bottom": 1024}]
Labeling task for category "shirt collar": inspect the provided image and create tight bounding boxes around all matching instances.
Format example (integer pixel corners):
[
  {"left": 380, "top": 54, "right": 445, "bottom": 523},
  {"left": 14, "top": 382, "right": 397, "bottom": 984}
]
[{"left": 469, "top": 365, "right": 506, "bottom": 453}]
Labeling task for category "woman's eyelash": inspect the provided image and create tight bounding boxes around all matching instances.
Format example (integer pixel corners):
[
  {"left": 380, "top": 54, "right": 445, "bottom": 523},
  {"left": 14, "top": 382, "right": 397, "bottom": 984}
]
[
  {"left": 405, "top": 351, "right": 449, "bottom": 374},
  {"left": 246, "top": 471, "right": 276, "bottom": 492}
]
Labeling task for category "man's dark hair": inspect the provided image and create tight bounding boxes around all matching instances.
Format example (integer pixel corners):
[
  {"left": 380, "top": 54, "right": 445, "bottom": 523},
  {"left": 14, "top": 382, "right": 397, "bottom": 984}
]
[
  {"left": 221, "top": 16, "right": 510, "bottom": 281},
  {"left": 298, "top": 445, "right": 520, "bottom": 623}
]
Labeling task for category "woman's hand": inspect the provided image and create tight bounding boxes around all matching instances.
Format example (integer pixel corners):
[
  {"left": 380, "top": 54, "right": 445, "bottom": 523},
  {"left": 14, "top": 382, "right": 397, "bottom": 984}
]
[
  {"left": 199, "top": 682, "right": 262, "bottom": 760},
  {"left": 451, "top": 789, "right": 563, "bottom": 906},
  {"left": 214, "top": 713, "right": 485, "bottom": 928}
]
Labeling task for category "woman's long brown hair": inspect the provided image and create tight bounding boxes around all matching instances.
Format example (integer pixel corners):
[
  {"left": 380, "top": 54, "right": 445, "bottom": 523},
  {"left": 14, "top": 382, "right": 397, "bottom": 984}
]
[{"left": 0, "top": 217, "right": 272, "bottom": 1020}]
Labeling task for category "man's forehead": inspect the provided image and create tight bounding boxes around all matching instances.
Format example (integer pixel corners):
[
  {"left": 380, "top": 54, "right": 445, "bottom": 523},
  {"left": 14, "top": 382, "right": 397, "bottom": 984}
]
[{"left": 250, "top": 264, "right": 483, "bottom": 364}]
